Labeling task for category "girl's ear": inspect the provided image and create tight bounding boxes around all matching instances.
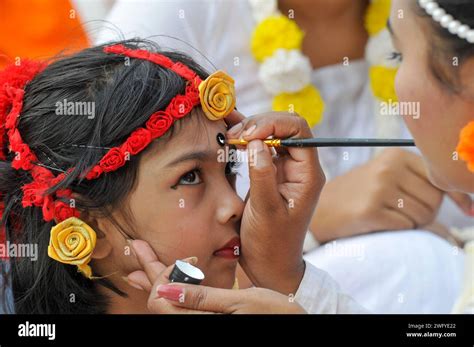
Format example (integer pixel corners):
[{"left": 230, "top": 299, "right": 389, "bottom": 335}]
[
  {"left": 83, "top": 215, "right": 113, "bottom": 260},
  {"left": 92, "top": 231, "right": 113, "bottom": 260}
]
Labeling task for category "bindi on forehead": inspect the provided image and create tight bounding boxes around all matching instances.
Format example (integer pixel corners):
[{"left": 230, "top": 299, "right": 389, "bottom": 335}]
[{"left": 216, "top": 132, "right": 226, "bottom": 147}]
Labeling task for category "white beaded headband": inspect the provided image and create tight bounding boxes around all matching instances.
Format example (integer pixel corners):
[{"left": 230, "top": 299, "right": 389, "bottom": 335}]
[{"left": 418, "top": 0, "right": 474, "bottom": 43}]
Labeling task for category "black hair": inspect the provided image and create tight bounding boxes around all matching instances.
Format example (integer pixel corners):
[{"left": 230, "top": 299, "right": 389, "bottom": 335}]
[
  {"left": 414, "top": 0, "right": 474, "bottom": 93},
  {"left": 0, "top": 38, "right": 209, "bottom": 313}
]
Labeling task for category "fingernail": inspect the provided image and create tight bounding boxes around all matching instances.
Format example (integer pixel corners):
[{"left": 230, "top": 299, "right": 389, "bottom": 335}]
[
  {"left": 227, "top": 122, "right": 243, "bottom": 135},
  {"left": 122, "top": 276, "right": 144, "bottom": 291},
  {"left": 183, "top": 256, "right": 198, "bottom": 265},
  {"left": 243, "top": 125, "right": 257, "bottom": 138},
  {"left": 156, "top": 284, "right": 184, "bottom": 302}
]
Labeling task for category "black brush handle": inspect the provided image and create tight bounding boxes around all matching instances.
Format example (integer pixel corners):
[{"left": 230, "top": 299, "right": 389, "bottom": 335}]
[{"left": 280, "top": 138, "right": 416, "bottom": 148}]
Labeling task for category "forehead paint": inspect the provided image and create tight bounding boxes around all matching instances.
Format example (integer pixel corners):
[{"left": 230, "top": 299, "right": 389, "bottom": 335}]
[{"left": 216, "top": 133, "right": 226, "bottom": 147}]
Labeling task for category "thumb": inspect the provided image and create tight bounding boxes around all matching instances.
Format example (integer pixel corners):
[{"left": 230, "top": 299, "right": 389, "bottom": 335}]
[
  {"left": 447, "top": 191, "right": 474, "bottom": 216},
  {"left": 247, "top": 140, "right": 281, "bottom": 212}
]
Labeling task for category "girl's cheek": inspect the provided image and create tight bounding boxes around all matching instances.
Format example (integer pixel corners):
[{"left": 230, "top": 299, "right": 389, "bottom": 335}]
[{"left": 395, "top": 67, "right": 418, "bottom": 129}]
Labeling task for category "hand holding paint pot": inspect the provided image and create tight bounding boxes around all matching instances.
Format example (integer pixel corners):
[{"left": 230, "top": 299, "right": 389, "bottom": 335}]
[
  {"left": 126, "top": 240, "right": 306, "bottom": 314},
  {"left": 226, "top": 112, "right": 326, "bottom": 295},
  {"left": 154, "top": 283, "right": 307, "bottom": 314}
]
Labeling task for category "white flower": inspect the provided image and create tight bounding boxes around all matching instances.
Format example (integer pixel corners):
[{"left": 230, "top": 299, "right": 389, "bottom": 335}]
[
  {"left": 259, "top": 49, "right": 312, "bottom": 95},
  {"left": 248, "top": 0, "right": 279, "bottom": 22}
]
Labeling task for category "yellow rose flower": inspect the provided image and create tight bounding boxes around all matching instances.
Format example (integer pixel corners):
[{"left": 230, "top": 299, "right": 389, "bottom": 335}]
[
  {"left": 48, "top": 217, "right": 97, "bottom": 279},
  {"left": 365, "top": 0, "right": 392, "bottom": 36},
  {"left": 199, "top": 70, "right": 236, "bottom": 121},
  {"left": 369, "top": 65, "right": 399, "bottom": 102},
  {"left": 251, "top": 15, "right": 304, "bottom": 62},
  {"left": 272, "top": 85, "right": 325, "bottom": 128}
]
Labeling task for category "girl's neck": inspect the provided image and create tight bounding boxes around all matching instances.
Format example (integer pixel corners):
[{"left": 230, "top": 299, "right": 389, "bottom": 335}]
[{"left": 277, "top": 0, "right": 370, "bottom": 69}]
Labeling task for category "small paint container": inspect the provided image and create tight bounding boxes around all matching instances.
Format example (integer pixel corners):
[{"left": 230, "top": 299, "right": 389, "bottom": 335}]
[{"left": 169, "top": 260, "right": 205, "bottom": 285}]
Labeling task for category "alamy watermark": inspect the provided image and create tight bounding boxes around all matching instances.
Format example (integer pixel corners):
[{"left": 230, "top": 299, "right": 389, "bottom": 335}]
[
  {"left": 380, "top": 99, "right": 420, "bottom": 119},
  {"left": 324, "top": 240, "right": 365, "bottom": 261},
  {"left": 55, "top": 98, "right": 95, "bottom": 119},
  {"left": 0, "top": 242, "right": 38, "bottom": 261},
  {"left": 217, "top": 147, "right": 258, "bottom": 167},
  {"left": 18, "top": 321, "right": 55, "bottom": 341}
]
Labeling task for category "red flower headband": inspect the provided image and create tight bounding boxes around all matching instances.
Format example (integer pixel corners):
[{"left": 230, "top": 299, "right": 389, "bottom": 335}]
[{"left": 0, "top": 44, "right": 236, "bottom": 229}]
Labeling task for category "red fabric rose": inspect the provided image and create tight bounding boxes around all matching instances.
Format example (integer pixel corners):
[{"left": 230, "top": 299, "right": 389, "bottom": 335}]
[
  {"left": 31, "top": 166, "right": 54, "bottom": 182},
  {"left": 7, "top": 127, "right": 22, "bottom": 150},
  {"left": 85, "top": 165, "right": 103, "bottom": 180},
  {"left": 42, "top": 195, "right": 55, "bottom": 222},
  {"left": 4, "top": 88, "right": 23, "bottom": 130},
  {"left": 0, "top": 127, "right": 6, "bottom": 161},
  {"left": 11, "top": 143, "right": 37, "bottom": 171},
  {"left": 166, "top": 94, "right": 195, "bottom": 119},
  {"left": 99, "top": 147, "right": 126, "bottom": 172},
  {"left": 186, "top": 84, "right": 200, "bottom": 104},
  {"left": 56, "top": 188, "right": 73, "bottom": 199},
  {"left": 22, "top": 181, "right": 48, "bottom": 207},
  {"left": 146, "top": 111, "right": 174, "bottom": 138},
  {"left": 125, "top": 128, "right": 152, "bottom": 155},
  {"left": 54, "top": 200, "right": 80, "bottom": 222}
]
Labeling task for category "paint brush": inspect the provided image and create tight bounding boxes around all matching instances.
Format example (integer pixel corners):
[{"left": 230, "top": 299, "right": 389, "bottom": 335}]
[{"left": 226, "top": 138, "right": 416, "bottom": 148}]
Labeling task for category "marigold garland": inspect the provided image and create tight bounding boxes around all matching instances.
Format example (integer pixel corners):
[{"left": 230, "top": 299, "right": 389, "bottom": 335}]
[
  {"left": 251, "top": 15, "right": 304, "bottom": 63},
  {"left": 272, "top": 85, "right": 325, "bottom": 126},
  {"left": 249, "top": 2, "right": 325, "bottom": 128}
]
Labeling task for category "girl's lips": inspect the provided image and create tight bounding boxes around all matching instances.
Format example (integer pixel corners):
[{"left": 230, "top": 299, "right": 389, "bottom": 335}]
[{"left": 214, "top": 236, "right": 241, "bottom": 259}]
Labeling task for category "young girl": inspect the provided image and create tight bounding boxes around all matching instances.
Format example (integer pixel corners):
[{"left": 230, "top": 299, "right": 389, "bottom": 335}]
[
  {"left": 0, "top": 38, "right": 248, "bottom": 313},
  {"left": 1, "top": 38, "right": 358, "bottom": 314}
]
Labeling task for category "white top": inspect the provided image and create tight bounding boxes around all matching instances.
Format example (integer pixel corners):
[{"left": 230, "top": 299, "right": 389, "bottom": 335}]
[{"left": 296, "top": 262, "right": 368, "bottom": 313}]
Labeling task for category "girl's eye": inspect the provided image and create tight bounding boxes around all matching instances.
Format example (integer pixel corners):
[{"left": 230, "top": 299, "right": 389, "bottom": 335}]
[
  {"left": 178, "top": 169, "right": 202, "bottom": 185},
  {"left": 387, "top": 51, "right": 403, "bottom": 63}
]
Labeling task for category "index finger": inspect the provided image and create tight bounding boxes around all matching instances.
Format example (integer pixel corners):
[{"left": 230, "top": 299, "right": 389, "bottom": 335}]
[
  {"left": 131, "top": 240, "right": 167, "bottom": 285},
  {"left": 225, "top": 109, "right": 245, "bottom": 128},
  {"left": 239, "top": 113, "right": 318, "bottom": 165},
  {"left": 228, "top": 112, "right": 314, "bottom": 140}
]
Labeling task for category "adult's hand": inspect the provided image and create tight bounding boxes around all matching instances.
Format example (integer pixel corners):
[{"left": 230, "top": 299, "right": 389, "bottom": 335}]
[
  {"left": 126, "top": 240, "right": 306, "bottom": 314},
  {"left": 226, "top": 112, "right": 326, "bottom": 295}
]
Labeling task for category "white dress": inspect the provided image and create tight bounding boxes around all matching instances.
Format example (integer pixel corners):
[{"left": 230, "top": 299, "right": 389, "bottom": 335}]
[{"left": 97, "top": 0, "right": 469, "bottom": 313}]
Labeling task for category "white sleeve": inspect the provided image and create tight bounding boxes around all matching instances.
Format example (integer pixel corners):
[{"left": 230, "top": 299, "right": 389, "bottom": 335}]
[{"left": 295, "top": 262, "right": 369, "bottom": 314}]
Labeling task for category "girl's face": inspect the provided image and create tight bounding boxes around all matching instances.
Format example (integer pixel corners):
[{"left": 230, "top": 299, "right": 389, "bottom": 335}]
[
  {"left": 390, "top": 0, "right": 474, "bottom": 193},
  {"left": 95, "top": 111, "right": 244, "bottom": 293}
]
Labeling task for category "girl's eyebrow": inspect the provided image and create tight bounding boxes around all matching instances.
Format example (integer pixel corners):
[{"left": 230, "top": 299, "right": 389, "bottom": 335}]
[{"left": 164, "top": 150, "right": 215, "bottom": 168}]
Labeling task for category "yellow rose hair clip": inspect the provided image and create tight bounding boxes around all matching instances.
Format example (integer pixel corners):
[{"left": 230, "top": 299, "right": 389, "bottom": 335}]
[
  {"left": 48, "top": 217, "right": 97, "bottom": 279},
  {"left": 199, "top": 70, "right": 236, "bottom": 121}
]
